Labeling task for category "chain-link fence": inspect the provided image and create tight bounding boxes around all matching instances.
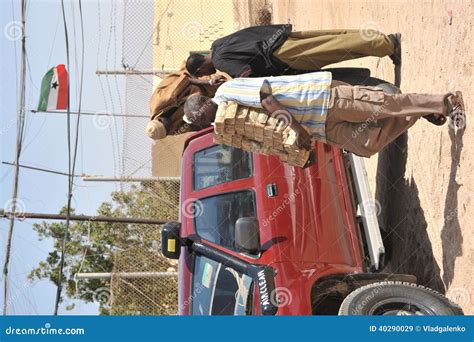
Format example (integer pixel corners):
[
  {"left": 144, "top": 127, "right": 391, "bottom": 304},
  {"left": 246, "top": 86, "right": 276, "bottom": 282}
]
[{"left": 107, "top": 0, "right": 272, "bottom": 315}]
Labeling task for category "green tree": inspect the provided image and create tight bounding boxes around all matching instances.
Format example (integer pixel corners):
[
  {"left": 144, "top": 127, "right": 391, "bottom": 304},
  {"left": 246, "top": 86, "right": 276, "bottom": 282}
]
[{"left": 29, "top": 181, "right": 179, "bottom": 315}]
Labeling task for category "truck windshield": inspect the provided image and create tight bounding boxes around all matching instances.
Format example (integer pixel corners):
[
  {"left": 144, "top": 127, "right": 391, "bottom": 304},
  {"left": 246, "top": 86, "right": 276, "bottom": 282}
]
[
  {"left": 194, "top": 191, "right": 256, "bottom": 252},
  {"left": 193, "top": 144, "right": 252, "bottom": 190},
  {"left": 191, "top": 255, "right": 253, "bottom": 315}
]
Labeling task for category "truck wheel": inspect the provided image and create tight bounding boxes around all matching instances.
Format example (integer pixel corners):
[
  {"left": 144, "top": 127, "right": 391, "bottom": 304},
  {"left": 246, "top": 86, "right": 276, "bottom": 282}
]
[{"left": 338, "top": 281, "right": 463, "bottom": 315}]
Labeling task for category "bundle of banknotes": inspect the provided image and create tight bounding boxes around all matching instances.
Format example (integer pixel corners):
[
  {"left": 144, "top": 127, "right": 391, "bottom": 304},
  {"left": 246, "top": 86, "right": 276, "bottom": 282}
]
[{"left": 213, "top": 101, "right": 311, "bottom": 167}]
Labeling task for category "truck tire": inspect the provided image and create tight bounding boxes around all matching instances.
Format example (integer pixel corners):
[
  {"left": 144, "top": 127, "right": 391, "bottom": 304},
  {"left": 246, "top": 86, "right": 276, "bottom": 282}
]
[{"left": 338, "top": 281, "right": 463, "bottom": 315}]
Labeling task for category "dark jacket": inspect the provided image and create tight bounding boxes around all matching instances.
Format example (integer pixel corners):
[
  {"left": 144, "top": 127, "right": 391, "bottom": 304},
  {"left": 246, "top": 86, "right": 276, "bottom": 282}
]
[{"left": 211, "top": 24, "right": 292, "bottom": 78}]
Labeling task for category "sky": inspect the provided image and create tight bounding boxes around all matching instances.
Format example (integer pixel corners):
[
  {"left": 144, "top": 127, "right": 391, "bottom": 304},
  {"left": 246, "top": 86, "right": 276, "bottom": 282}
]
[{"left": 0, "top": 0, "right": 132, "bottom": 315}]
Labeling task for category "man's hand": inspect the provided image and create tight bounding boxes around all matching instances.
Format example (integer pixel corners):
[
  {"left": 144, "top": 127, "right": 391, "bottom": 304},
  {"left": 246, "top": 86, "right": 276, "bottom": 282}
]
[
  {"left": 261, "top": 94, "right": 312, "bottom": 150},
  {"left": 209, "top": 74, "right": 227, "bottom": 86},
  {"left": 291, "top": 122, "right": 312, "bottom": 150}
]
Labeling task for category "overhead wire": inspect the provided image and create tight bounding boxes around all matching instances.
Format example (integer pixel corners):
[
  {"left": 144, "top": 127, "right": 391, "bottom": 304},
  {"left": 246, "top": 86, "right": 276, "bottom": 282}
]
[
  {"left": 3, "top": 0, "right": 28, "bottom": 316},
  {"left": 53, "top": 0, "right": 85, "bottom": 315}
]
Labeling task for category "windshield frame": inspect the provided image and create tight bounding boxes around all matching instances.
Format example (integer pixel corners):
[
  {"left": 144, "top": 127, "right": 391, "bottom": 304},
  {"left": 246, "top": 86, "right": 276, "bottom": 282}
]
[{"left": 190, "top": 253, "right": 255, "bottom": 315}]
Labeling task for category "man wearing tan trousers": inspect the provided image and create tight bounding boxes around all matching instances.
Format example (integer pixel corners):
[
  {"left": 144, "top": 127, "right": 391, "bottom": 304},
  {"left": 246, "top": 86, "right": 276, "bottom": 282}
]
[
  {"left": 185, "top": 24, "right": 400, "bottom": 79},
  {"left": 182, "top": 72, "right": 465, "bottom": 158}
]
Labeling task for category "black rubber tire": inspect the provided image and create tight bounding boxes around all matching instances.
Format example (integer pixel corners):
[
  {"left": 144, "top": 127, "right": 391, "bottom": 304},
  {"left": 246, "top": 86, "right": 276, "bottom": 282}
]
[{"left": 338, "top": 281, "right": 464, "bottom": 316}]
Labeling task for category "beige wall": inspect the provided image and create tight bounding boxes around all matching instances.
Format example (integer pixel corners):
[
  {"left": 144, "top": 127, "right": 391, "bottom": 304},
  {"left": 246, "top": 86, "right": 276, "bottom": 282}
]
[{"left": 151, "top": 0, "right": 238, "bottom": 177}]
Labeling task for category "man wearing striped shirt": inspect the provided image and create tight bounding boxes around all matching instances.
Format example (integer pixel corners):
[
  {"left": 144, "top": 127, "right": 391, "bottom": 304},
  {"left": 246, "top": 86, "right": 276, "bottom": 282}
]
[{"left": 183, "top": 72, "right": 465, "bottom": 158}]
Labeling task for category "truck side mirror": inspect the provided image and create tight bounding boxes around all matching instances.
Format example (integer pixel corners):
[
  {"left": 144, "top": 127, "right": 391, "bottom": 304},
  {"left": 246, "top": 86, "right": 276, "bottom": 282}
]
[
  {"left": 161, "top": 222, "right": 181, "bottom": 259},
  {"left": 235, "top": 217, "right": 260, "bottom": 255}
]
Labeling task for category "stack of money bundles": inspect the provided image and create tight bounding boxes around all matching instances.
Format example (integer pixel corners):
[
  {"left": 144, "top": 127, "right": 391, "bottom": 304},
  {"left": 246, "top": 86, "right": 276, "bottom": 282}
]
[{"left": 213, "top": 101, "right": 311, "bottom": 167}]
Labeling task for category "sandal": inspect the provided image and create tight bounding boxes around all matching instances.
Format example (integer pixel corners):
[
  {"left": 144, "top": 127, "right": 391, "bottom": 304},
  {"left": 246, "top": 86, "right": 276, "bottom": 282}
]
[{"left": 449, "top": 91, "right": 466, "bottom": 130}]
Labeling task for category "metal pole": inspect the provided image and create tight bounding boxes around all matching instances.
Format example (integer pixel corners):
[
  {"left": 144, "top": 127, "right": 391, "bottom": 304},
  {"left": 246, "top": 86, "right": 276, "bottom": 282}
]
[
  {"left": 96, "top": 69, "right": 176, "bottom": 77},
  {"left": 3, "top": 0, "right": 26, "bottom": 316},
  {"left": 0, "top": 211, "right": 171, "bottom": 225},
  {"left": 82, "top": 176, "right": 180, "bottom": 182},
  {"left": 75, "top": 272, "right": 177, "bottom": 280},
  {"left": 30, "top": 109, "right": 148, "bottom": 118}
]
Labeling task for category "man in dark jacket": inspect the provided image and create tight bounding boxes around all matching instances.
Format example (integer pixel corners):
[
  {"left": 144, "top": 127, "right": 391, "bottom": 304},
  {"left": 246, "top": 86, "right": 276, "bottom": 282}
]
[{"left": 186, "top": 24, "right": 401, "bottom": 78}]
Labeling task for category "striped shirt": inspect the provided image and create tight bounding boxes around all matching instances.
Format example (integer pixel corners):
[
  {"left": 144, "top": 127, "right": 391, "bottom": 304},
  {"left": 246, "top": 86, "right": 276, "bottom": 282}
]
[{"left": 212, "top": 71, "right": 332, "bottom": 141}]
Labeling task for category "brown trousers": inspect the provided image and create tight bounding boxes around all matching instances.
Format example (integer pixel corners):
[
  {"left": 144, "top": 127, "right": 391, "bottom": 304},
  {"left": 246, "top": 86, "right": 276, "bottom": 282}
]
[
  {"left": 325, "top": 81, "right": 453, "bottom": 157},
  {"left": 274, "top": 30, "right": 395, "bottom": 70}
]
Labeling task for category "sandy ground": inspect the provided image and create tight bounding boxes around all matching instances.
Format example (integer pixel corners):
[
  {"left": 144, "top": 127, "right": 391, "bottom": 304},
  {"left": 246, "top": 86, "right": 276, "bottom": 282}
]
[{"left": 272, "top": 0, "right": 473, "bottom": 313}]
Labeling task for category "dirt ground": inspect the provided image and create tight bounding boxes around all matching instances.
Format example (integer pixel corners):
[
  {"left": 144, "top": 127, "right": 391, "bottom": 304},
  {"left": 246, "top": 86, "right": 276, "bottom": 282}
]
[{"left": 272, "top": 0, "right": 473, "bottom": 313}]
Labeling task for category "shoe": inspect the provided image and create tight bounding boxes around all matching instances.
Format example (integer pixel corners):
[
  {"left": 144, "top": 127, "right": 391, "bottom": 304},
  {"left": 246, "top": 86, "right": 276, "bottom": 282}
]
[
  {"left": 388, "top": 33, "right": 402, "bottom": 66},
  {"left": 449, "top": 91, "right": 466, "bottom": 130}
]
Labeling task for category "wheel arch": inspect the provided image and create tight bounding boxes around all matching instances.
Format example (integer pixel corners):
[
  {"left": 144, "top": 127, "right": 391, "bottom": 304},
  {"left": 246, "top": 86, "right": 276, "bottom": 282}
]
[{"left": 310, "top": 272, "right": 417, "bottom": 315}]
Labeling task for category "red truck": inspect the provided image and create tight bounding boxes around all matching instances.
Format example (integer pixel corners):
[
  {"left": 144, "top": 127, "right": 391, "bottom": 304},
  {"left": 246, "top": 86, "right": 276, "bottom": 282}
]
[{"left": 161, "top": 69, "right": 463, "bottom": 316}]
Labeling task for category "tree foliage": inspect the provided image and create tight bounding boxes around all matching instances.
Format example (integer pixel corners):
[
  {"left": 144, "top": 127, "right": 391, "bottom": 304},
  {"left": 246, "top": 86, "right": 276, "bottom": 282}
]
[{"left": 29, "top": 181, "right": 179, "bottom": 315}]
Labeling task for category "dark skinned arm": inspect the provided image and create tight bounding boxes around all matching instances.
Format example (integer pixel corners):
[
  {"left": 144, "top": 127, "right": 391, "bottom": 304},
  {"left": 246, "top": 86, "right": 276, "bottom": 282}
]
[
  {"left": 260, "top": 93, "right": 312, "bottom": 149},
  {"left": 189, "top": 74, "right": 227, "bottom": 86}
]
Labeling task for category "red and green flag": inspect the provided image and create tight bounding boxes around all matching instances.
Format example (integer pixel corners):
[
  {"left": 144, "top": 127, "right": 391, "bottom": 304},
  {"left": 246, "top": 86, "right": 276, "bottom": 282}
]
[{"left": 37, "top": 64, "right": 68, "bottom": 111}]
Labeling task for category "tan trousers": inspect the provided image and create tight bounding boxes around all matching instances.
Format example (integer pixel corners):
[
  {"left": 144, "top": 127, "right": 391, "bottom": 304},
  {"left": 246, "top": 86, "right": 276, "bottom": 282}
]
[
  {"left": 325, "top": 81, "right": 453, "bottom": 157},
  {"left": 273, "top": 30, "right": 395, "bottom": 70}
]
